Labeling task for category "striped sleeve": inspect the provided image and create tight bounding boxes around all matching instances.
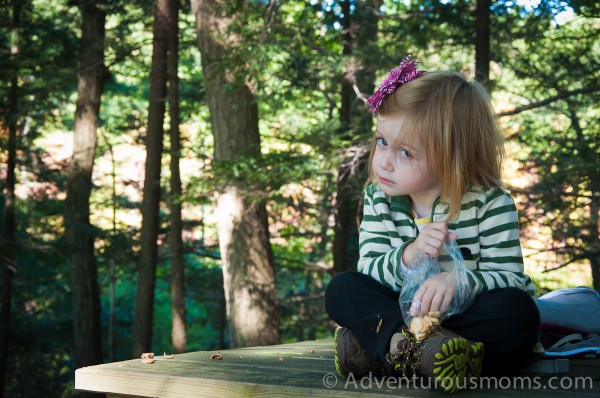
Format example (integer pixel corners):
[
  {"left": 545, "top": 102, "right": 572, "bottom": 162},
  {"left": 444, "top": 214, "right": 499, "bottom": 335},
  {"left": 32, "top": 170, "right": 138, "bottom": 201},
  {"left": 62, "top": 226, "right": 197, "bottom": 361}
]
[
  {"left": 465, "top": 189, "right": 535, "bottom": 295},
  {"left": 357, "top": 187, "right": 409, "bottom": 291}
]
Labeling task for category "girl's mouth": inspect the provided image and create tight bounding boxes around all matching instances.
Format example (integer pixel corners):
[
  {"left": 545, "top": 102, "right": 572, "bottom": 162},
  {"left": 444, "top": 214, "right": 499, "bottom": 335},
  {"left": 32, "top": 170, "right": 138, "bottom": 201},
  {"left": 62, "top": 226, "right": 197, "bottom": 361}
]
[{"left": 379, "top": 176, "right": 394, "bottom": 185}]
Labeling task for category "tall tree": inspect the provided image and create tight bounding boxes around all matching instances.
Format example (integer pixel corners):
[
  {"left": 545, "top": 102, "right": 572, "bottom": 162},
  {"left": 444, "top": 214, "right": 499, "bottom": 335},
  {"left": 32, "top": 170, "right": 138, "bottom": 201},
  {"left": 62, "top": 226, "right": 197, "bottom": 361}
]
[
  {"left": 167, "top": 0, "right": 186, "bottom": 354},
  {"left": 0, "top": 2, "right": 21, "bottom": 394},
  {"left": 191, "top": 0, "right": 280, "bottom": 348},
  {"left": 475, "top": 0, "right": 491, "bottom": 86},
  {"left": 63, "top": 0, "right": 107, "bottom": 392},
  {"left": 333, "top": 0, "right": 379, "bottom": 274},
  {"left": 133, "top": 0, "right": 173, "bottom": 357}
]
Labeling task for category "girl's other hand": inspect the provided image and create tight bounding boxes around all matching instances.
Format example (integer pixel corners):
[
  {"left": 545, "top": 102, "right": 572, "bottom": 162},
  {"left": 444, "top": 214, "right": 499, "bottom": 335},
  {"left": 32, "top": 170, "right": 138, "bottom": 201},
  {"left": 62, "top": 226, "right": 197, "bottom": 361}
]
[
  {"left": 402, "top": 222, "right": 457, "bottom": 265},
  {"left": 412, "top": 272, "right": 456, "bottom": 315}
]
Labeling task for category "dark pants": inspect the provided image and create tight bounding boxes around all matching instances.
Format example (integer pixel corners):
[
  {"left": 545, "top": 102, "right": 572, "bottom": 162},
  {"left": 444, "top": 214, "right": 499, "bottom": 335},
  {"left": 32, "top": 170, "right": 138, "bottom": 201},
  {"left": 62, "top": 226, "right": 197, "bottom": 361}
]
[{"left": 325, "top": 272, "right": 540, "bottom": 376}]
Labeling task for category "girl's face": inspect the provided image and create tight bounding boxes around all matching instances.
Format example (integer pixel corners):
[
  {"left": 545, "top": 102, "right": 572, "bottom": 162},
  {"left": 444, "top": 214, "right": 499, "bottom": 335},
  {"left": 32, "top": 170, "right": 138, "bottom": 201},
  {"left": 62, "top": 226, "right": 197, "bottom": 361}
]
[{"left": 372, "top": 114, "right": 440, "bottom": 200}]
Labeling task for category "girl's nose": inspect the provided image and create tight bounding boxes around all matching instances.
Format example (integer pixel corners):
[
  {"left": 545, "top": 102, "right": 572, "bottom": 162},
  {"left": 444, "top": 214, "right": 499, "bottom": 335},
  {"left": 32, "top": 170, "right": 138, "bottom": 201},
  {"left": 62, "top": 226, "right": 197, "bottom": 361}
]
[{"left": 379, "top": 150, "right": 395, "bottom": 170}]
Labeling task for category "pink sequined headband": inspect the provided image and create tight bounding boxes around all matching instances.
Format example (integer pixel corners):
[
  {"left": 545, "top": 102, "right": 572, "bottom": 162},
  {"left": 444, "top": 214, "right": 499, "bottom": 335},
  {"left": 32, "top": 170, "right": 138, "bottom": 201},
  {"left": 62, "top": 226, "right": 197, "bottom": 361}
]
[{"left": 367, "top": 55, "right": 425, "bottom": 113}]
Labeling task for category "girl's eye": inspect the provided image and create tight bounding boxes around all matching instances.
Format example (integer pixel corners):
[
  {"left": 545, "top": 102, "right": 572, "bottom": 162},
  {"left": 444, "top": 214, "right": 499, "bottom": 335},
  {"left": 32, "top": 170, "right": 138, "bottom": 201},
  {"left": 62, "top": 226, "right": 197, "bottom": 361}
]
[
  {"left": 376, "top": 137, "right": 388, "bottom": 147},
  {"left": 399, "top": 148, "right": 411, "bottom": 158}
]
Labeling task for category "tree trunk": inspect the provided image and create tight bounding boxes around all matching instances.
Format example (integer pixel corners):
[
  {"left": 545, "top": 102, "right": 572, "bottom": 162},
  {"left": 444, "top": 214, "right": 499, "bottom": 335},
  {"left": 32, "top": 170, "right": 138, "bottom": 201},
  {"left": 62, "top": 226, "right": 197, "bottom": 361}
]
[
  {"left": 339, "top": 0, "right": 353, "bottom": 126},
  {"left": 587, "top": 200, "right": 599, "bottom": 294},
  {"left": 591, "top": 257, "right": 600, "bottom": 293},
  {"left": 64, "top": 0, "right": 106, "bottom": 393},
  {"left": 0, "top": 79, "right": 17, "bottom": 398},
  {"left": 0, "top": 3, "right": 21, "bottom": 392},
  {"left": 108, "top": 141, "right": 117, "bottom": 362},
  {"left": 167, "top": 0, "right": 186, "bottom": 354},
  {"left": 132, "top": 0, "right": 172, "bottom": 357},
  {"left": 333, "top": 0, "right": 379, "bottom": 274},
  {"left": 191, "top": 0, "right": 280, "bottom": 348},
  {"left": 475, "top": 0, "right": 491, "bottom": 86}
]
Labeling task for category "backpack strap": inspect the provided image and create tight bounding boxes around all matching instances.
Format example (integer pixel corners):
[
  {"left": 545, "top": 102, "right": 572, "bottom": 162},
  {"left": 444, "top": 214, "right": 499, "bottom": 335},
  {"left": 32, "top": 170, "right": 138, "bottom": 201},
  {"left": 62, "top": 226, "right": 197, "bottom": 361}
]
[
  {"left": 549, "top": 333, "right": 584, "bottom": 349},
  {"left": 544, "top": 335, "right": 600, "bottom": 357}
]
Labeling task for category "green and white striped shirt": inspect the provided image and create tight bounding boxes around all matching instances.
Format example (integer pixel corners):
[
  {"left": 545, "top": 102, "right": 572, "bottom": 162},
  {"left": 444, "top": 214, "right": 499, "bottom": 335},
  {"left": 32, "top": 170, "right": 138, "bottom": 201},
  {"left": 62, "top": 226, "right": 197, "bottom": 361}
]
[{"left": 358, "top": 184, "right": 535, "bottom": 295}]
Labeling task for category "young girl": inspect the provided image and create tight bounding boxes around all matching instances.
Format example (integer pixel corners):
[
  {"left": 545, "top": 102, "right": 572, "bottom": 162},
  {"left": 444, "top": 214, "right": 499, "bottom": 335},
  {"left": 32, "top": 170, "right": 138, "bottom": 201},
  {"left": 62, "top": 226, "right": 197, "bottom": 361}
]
[{"left": 325, "top": 56, "right": 540, "bottom": 392}]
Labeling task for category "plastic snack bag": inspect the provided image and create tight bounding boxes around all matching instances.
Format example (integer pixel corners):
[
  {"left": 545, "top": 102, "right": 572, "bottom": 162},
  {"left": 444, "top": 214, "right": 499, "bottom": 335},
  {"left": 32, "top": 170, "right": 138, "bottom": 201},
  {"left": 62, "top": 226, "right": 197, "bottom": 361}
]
[{"left": 399, "top": 240, "right": 475, "bottom": 340}]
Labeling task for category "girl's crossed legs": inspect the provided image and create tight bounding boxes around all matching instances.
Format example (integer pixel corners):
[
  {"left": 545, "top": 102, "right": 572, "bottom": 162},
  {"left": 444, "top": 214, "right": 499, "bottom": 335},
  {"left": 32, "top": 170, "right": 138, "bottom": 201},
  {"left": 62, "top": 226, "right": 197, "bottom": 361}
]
[{"left": 325, "top": 271, "right": 540, "bottom": 376}]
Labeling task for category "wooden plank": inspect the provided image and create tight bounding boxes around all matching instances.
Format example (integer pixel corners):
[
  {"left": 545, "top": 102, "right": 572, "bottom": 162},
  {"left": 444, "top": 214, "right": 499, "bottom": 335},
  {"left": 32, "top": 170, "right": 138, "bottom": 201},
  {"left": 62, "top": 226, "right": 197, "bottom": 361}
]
[
  {"left": 77, "top": 339, "right": 397, "bottom": 397},
  {"left": 76, "top": 339, "right": 600, "bottom": 398}
]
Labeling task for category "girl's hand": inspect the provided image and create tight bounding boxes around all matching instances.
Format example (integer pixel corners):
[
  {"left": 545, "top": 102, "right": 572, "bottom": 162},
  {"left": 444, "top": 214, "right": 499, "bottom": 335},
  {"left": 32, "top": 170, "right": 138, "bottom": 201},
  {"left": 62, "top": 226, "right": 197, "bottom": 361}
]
[
  {"left": 412, "top": 272, "right": 456, "bottom": 316},
  {"left": 402, "top": 222, "right": 457, "bottom": 265}
]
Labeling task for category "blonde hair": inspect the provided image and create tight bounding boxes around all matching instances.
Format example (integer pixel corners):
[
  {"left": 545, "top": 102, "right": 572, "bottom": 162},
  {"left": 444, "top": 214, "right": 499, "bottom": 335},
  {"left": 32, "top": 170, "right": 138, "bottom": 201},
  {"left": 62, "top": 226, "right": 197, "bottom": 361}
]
[{"left": 368, "top": 71, "right": 505, "bottom": 221}]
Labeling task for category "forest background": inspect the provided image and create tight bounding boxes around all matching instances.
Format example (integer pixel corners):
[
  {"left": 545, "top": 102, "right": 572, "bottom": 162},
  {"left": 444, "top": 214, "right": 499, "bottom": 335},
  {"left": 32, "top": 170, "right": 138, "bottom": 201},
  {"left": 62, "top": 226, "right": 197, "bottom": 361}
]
[{"left": 0, "top": 0, "right": 598, "bottom": 397}]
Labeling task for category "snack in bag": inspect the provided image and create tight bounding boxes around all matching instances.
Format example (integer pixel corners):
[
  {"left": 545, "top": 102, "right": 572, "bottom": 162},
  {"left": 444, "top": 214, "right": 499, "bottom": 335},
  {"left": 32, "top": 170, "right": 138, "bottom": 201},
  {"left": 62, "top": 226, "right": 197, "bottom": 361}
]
[{"left": 399, "top": 240, "right": 475, "bottom": 341}]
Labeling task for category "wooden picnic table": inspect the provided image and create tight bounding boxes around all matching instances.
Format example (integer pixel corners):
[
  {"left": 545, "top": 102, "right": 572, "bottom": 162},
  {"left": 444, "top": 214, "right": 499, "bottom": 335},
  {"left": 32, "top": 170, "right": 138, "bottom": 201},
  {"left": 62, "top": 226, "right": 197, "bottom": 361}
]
[{"left": 75, "top": 338, "right": 599, "bottom": 397}]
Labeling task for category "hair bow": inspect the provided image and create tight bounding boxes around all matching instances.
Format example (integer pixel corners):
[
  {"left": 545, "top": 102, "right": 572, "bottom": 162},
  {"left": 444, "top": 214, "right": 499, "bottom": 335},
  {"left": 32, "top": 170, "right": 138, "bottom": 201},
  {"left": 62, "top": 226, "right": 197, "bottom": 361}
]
[{"left": 367, "top": 55, "right": 424, "bottom": 113}]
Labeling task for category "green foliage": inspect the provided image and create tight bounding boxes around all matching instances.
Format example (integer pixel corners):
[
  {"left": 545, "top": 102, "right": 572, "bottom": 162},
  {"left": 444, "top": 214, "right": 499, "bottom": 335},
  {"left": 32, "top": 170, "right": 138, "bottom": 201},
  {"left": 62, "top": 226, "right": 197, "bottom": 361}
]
[
  {"left": 3, "top": 184, "right": 74, "bottom": 397},
  {"left": 501, "top": 13, "right": 600, "bottom": 273},
  {"left": 153, "top": 254, "right": 226, "bottom": 352},
  {"left": 1, "top": 1, "right": 599, "bottom": 397},
  {"left": 0, "top": 0, "right": 79, "bottom": 142},
  {"left": 276, "top": 267, "right": 332, "bottom": 343}
]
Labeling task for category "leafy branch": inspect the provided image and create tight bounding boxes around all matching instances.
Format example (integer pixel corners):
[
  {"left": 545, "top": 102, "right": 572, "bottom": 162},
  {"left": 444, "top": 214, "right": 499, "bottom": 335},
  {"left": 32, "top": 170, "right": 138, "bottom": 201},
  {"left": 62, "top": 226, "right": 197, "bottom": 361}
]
[{"left": 497, "top": 85, "right": 600, "bottom": 117}]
